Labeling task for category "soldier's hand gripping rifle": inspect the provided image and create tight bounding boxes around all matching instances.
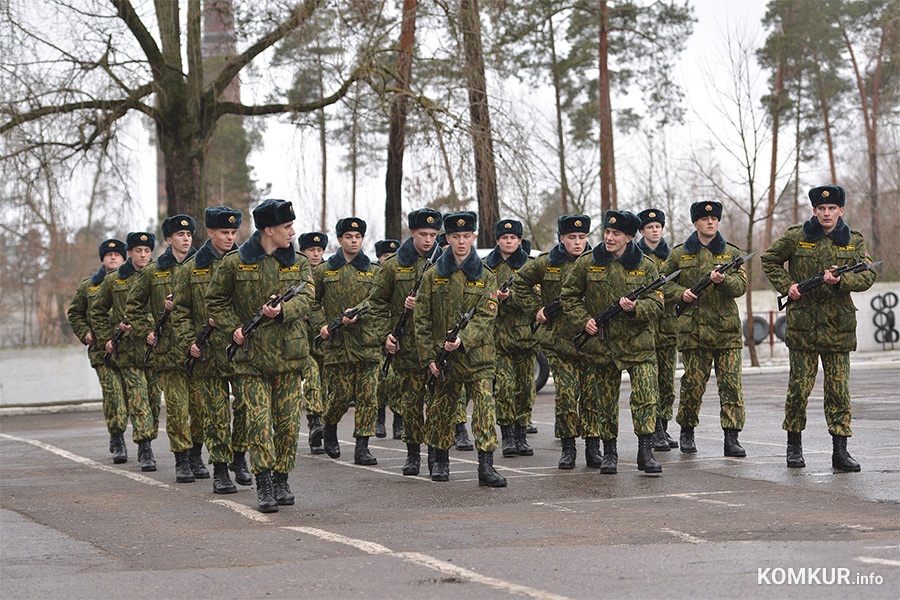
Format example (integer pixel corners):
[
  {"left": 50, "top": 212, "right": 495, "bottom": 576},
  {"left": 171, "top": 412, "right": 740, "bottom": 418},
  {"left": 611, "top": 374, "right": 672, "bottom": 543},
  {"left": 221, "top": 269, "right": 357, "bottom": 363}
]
[
  {"left": 103, "top": 316, "right": 130, "bottom": 367},
  {"left": 184, "top": 322, "right": 215, "bottom": 377},
  {"left": 777, "top": 259, "right": 882, "bottom": 310},
  {"left": 144, "top": 294, "right": 173, "bottom": 363},
  {"left": 427, "top": 305, "right": 477, "bottom": 392},
  {"left": 381, "top": 244, "right": 439, "bottom": 376},
  {"left": 674, "top": 252, "right": 755, "bottom": 316},
  {"left": 573, "top": 270, "right": 682, "bottom": 350},
  {"left": 530, "top": 297, "right": 563, "bottom": 333},
  {"left": 226, "top": 285, "right": 302, "bottom": 361},
  {"left": 498, "top": 272, "right": 515, "bottom": 294},
  {"left": 314, "top": 304, "right": 370, "bottom": 349}
]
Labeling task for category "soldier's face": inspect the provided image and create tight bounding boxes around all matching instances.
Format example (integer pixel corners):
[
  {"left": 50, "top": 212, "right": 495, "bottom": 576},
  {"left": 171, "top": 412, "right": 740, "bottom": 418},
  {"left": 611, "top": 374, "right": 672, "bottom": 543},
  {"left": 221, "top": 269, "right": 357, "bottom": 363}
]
[
  {"left": 301, "top": 246, "right": 324, "bottom": 268},
  {"left": 497, "top": 233, "right": 521, "bottom": 256},
  {"left": 560, "top": 233, "right": 587, "bottom": 257},
  {"left": 166, "top": 230, "right": 193, "bottom": 255},
  {"left": 208, "top": 228, "right": 238, "bottom": 255},
  {"left": 603, "top": 228, "right": 633, "bottom": 256},
  {"left": 102, "top": 252, "right": 124, "bottom": 271},
  {"left": 411, "top": 229, "right": 437, "bottom": 256},
  {"left": 129, "top": 246, "right": 153, "bottom": 270},
  {"left": 339, "top": 231, "right": 363, "bottom": 255},
  {"left": 448, "top": 231, "right": 475, "bottom": 259},
  {"left": 641, "top": 222, "right": 663, "bottom": 244},
  {"left": 694, "top": 216, "right": 719, "bottom": 237},
  {"left": 266, "top": 221, "right": 295, "bottom": 249},
  {"left": 814, "top": 203, "right": 844, "bottom": 232}
]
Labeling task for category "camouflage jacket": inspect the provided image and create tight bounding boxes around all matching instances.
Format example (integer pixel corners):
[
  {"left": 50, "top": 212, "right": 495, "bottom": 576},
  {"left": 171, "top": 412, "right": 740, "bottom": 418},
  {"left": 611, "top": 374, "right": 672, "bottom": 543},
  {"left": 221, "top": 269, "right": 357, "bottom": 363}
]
[
  {"left": 637, "top": 237, "right": 677, "bottom": 347},
  {"left": 509, "top": 243, "right": 587, "bottom": 359},
  {"left": 205, "top": 231, "right": 314, "bottom": 376},
  {"left": 88, "top": 258, "right": 151, "bottom": 368},
  {"left": 309, "top": 248, "right": 382, "bottom": 366},
  {"left": 761, "top": 217, "right": 876, "bottom": 352},
  {"left": 414, "top": 247, "right": 498, "bottom": 381},
  {"left": 662, "top": 231, "right": 748, "bottom": 351},
  {"left": 172, "top": 239, "right": 238, "bottom": 378},
  {"left": 483, "top": 245, "right": 539, "bottom": 355},
  {"left": 368, "top": 237, "right": 439, "bottom": 371},
  {"left": 126, "top": 246, "right": 197, "bottom": 370},
  {"left": 561, "top": 241, "right": 662, "bottom": 366},
  {"left": 67, "top": 266, "right": 113, "bottom": 368}
]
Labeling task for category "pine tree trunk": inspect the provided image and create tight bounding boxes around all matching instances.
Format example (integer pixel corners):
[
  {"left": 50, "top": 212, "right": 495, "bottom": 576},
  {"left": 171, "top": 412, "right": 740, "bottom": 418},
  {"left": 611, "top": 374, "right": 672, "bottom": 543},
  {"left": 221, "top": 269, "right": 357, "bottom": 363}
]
[
  {"left": 597, "top": 0, "right": 615, "bottom": 213},
  {"left": 548, "top": 14, "right": 569, "bottom": 213},
  {"left": 764, "top": 59, "right": 784, "bottom": 249}
]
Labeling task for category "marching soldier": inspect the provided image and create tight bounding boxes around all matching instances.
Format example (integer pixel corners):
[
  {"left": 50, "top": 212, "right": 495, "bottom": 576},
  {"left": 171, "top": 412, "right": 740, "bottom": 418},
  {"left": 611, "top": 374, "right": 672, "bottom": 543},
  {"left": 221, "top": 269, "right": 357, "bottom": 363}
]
[
  {"left": 636, "top": 208, "right": 679, "bottom": 451},
  {"left": 761, "top": 185, "right": 877, "bottom": 471},
  {"left": 89, "top": 232, "right": 159, "bottom": 471},
  {"left": 373, "top": 238, "right": 403, "bottom": 440},
  {"left": 298, "top": 232, "right": 329, "bottom": 455},
  {"left": 414, "top": 211, "right": 506, "bottom": 486},
  {"left": 511, "top": 215, "right": 592, "bottom": 469},
  {"left": 369, "top": 209, "right": 443, "bottom": 475},
  {"left": 67, "top": 239, "right": 129, "bottom": 463},
  {"left": 174, "top": 207, "right": 251, "bottom": 494},
  {"left": 484, "top": 219, "right": 538, "bottom": 458},
  {"left": 662, "top": 201, "right": 749, "bottom": 457},
  {"left": 309, "top": 218, "right": 381, "bottom": 466},
  {"left": 206, "top": 199, "right": 314, "bottom": 513},
  {"left": 561, "top": 210, "right": 664, "bottom": 474}
]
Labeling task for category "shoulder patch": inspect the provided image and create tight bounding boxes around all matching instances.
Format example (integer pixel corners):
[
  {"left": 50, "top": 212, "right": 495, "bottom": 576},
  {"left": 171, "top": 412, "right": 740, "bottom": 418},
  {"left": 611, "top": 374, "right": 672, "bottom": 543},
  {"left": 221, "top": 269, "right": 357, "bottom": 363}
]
[{"left": 487, "top": 300, "right": 498, "bottom": 313}]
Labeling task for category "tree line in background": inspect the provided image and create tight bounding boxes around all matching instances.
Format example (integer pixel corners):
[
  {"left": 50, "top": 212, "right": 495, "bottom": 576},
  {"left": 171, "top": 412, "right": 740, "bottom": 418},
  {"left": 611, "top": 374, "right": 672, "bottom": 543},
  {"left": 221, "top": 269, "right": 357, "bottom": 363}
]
[{"left": 0, "top": 0, "right": 897, "bottom": 348}]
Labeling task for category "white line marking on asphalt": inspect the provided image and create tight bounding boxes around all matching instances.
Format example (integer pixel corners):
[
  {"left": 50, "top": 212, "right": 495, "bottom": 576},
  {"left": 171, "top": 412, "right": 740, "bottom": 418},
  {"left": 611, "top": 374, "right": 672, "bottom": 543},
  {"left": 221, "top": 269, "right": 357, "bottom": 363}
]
[
  {"left": 303, "top": 453, "right": 427, "bottom": 479},
  {"left": 209, "top": 499, "right": 271, "bottom": 523},
  {"left": 285, "top": 526, "right": 393, "bottom": 554},
  {"left": 841, "top": 524, "right": 875, "bottom": 532},
  {"left": 532, "top": 502, "right": 579, "bottom": 514},
  {"left": 0, "top": 433, "right": 170, "bottom": 488},
  {"left": 856, "top": 556, "right": 900, "bottom": 567},
  {"left": 661, "top": 528, "right": 707, "bottom": 544},
  {"left": 535, "top": 490, "right": 738, "bottom": 506}
]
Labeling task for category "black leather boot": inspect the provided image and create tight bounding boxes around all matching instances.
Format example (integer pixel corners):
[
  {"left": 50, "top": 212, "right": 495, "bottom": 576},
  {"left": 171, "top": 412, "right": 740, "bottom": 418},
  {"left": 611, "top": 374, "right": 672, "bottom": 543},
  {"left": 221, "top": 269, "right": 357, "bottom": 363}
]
[
  {"left": 558, "top": 437, "right": 576, "bottom": 470},
  {"left": 680, "top": 427, "right": 697, "bottom": 454},
  {"left": 637, "top": 435, "right": 662, "bottom": 473},
  {"left": 652, "top": 418, "right": 671, "bottom": 451},
  {"left": 427, "top": 445, "right": 436, "bottom": 476},
  {"left": 323, "top": 423, "right": 340, "bottom": 458},
  {"left": 477, "top": 450, "right": 507, "bottom": 487},
  {"left": 392, "top": 412, "right": 404, "bottom": 440},
  {"left": 111, "top": 433, "right": 127, "bottom": 464},
  {"left": 525, "top": 422, "right": 538, "bottom": 434},
  {"left": 402, "top": 443, "right": 420, "bottom": 476},
  {"left": 500, "top": 424, "right": 517, "bottom": 457},
  {"left": 432, "top": 448, "right": 450, "bottom": 482},
  {"left": 514, "top": 425, "right": 533, "bottom": 456},
  {"left": 585, "top": 437, "right": 603, "bottom": 468},
  {"left": 832, "top": 434, "right": 860, "bottom": 472},
  {"left": 375, "top": 406, "right": 387, "bottom": 438},
  {"left": 188, "top": 443, "right": 210, "bottom": 479},
  {"left": 454, "top": 422, "right": 474, "bottom": 451},
  {"left": 786, "top": 431, "right": 805, "bottom": 468},
  {"left": 137, "top": 439, "right": 157, "bottom": 472},
  {"left": 308, "top": 414, "right": 324, "bottom": 453},
  {"left": 662, "top": 420, "right": 678, "bottom": 448},
  {"left": 174, "top": 451, "right": 195, "bottom": 483},
  {"left": 212, "top": 462, "right": 237, "bottom": 494},
  {"left": 272, "top": 472, "right": 295, "bottom": 505},
  {"left": 354, "top": 436, "right": 377, "bottom": 465},
  {"left": 724, "top": 429, "right": 746, "bottom": 457},
  {"left": 600, "top": 439, "right": 618, "bottom": 474},
  {"left": 229, "top": 451, "right": 252, "bottom": 486},
  {"left": 255, "top": 470, "right": 278, "bottom": 513}
]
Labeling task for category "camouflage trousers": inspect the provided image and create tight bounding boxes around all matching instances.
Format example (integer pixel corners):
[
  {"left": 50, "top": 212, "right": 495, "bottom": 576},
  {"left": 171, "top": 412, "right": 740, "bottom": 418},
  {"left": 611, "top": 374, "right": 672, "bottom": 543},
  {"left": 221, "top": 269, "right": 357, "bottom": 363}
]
[
  {"left": 119, "top": 367, "right": 155, "bottom": 442},
  {"left": 494, "top": 350, "right": 536, "bottom": 426},
  {"left": 454, "top": 388, "right": 469, "bottom": 425},
  {"left": 301, "top": 356, "right": 324, "bottom": 417},
  {"left": 547, "top": 353, "right": 585, "bottom": 439},
  {"left": 199, "top": 377, "right": 249, "bottom": 464},
  {"left": 323, "top": 362, "right": 378, "bottom": 437},
  {"left": 586, "top": 360, "right": 659, "bottom": 439},
  {"left": 94, "top": 364, "right": 127, "bottom": 435},
  {"left": 427, "top": 378, "right": 498, "bottom": 452},
  {"left": 676, "top": 348, "right": 745, "bottom": 430},
  {"left": 235, "top": 372, "right": 303, "bottom": 474},
  {"left": 377, "top": 367, "right": 402, "bottom": 413},
  {"left": 784, "top": 350, "right": 852, "bottom": 436},
  {"left": 656, "top": 344, "right": 677, "bottom": 421},
  {"left": 158, "top": 369, "right": 204, "bottom": 453},
  {"left": 146, "top": 369, "right": 161, "bottom": 441},
  {"left": 396, "top": 369, "right": 429, "bottom": 445}
]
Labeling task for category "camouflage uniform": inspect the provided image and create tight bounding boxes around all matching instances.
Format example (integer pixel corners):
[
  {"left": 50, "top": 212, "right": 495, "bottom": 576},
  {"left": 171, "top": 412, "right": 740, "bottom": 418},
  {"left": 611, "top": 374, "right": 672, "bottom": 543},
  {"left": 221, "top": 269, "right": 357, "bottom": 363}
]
[{"left": 638, "top": 237, "right": 678, "bottom": 423}]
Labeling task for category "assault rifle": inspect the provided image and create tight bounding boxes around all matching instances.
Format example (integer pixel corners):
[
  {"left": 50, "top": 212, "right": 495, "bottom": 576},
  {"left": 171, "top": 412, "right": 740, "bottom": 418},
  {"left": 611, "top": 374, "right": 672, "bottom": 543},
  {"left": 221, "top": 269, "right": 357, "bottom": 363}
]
[
  {"left": 381, "top": 244, "right": 439, "bottom": 375},
  {"left": 144, "top": 294, "right": 173, "bottom": 363},
  {"left": 427, "top": 305, "right": 477, "bottom": 391},
  {"left": 314, "top": 304, "right": 370, "bottom": 349},
  {"left": 530, "top": 297, "right": 563, "bottom": 333},
  {"left": 103, "top": 316, "right": 130, "bottom": 367},
  {"left": 226, "top": 285, "right": 303, "bottom": 361},
  {"left": 498, "top": 273, "right": 515, "bottom": 294},
  {"left": 184, "top": 322, "right": 215, "bottom": 377},
  {"left": 777, "top": 259, "right": 882, "bottom": 310},
  {"left": 674, "top": 253, "right": 754, "bottom": 316},
  {"left": 573, "top": 270, "right": 681, "bottom": 350}
]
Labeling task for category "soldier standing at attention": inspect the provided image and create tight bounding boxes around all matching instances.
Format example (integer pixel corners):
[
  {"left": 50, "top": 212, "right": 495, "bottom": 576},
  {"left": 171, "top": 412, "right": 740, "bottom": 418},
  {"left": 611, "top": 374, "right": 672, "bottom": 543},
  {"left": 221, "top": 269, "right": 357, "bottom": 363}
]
[
  {"left": 67, "top": 239, "right": 129, "bottom": 463},
  {"left": 662, "top": 201, "right": 749, "bottom": 457},
  {"left": 309, "top": 218, "right": 381, "bottom": 466},
  {"left": 511, "top": 215, "right": 591, "bottom": 470},
  {"left": 174, "top": 207, "right": 251, "bottom": 494},
  {"left": 90, "top": 232, "right": 159, "bottom": 471},
  {"left": 373, "top": 238, "right": 403, "bottom": 440},
  {"left": 414, "top": 211, "right": 506, "bottom": 486},
  {"left": 484, "top": 219, "right": 538, "bottom": 458},
  {"left": 206, "top": 199, "right": 314, "bottom": 513},
  {"left": 761, "top": 185, "right": 877, "bottom": 471},
  {"left": 298, "top": 232, "right": 329, "bottom": 455},
  {"left": 369, "top": 209, "right": 443, "bottom": 476},
  {"left": 561, "top": 210, "right": 664, "bottom": 474},
  {"left": 636, "top": 208, "right": 679, "bottom": 451}
]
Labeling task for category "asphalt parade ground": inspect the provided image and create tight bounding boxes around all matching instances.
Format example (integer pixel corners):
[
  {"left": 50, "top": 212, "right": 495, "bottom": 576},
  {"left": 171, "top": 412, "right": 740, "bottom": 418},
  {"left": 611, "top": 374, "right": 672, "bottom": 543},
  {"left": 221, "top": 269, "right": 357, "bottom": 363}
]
[{"left": 1, "top": 361, "right": 898, "bottom": 599}]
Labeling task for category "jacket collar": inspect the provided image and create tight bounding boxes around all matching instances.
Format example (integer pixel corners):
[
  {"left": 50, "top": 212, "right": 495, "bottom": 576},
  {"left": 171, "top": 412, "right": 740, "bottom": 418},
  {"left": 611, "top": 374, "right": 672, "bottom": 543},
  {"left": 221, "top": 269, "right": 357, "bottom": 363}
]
[
  {"left": 548, "top": 243, "right": 583, "bottom": 266},
  {"left": 156, "top": 246, "right": 196, "bottom": 270},
  {"left": 396, "top": 236, "right": 441, "bottom": 268},
  {"left": 117, "top": 257, "right": 139, "bottom": 279},
  {"left": 436, "top": 246, "right": 484, "bottom": 280},
  {"left": 326, "top": 247, "right": 372, "bottom": 271},
  {"left": 91, "top": 266, "right": 108, "bottom": 286},
  {"left": 683, "top": 231, "right": 727, "bottom": 255},
  {"left": 592, "top": 240, "right": 644, "bottom": 270},
  {"left": 195, "top": 238, "right": 237, "bottom": 269},
  {"left": 484, "top": 245, "right": 529, "bottom": 270},
  {"left": 637, "top": 236, "right": 670, "bottom": 260},
  {"left": 802, "top": 216, "right": 851, "bottom": 246},
  {"left": 238, "top": 230, "right": 296, "bottom": 267}
]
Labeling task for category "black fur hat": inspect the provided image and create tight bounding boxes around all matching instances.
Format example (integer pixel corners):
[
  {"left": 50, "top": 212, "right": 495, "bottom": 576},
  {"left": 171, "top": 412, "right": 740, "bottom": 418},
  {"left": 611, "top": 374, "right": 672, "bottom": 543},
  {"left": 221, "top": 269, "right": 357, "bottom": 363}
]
[
  {"left": 161, "top": 214, "right": 196, "bottom": 239},
  {"left": 637, "top": 208, "right": 665, "bottom": 229},
  {"left": 98, "top": 239, "right": 126, "bottom": 261},
  {"left": 494, "top": 219, "right": 523, "bottom": 239},
  {"left": 602, "top": 210, "right": 641, "bottom": 237},
  {"left": 253, "top": 199, "right": 295, "bottom": 230},
  {"left": 557, "top": 214, "right": 591, "bottom": 235},
  {"left": 690, "top": 200, "right": 723, "bottom": 223},
  {"left": 299, "top": 232, "right": 328, "bottom": 250},
  {"left": 444, "top": 211, "right": 477, "bottom": 234},
  {"left": 375, "top": 239, "right": 401, "bottom": 256},
  {"left": 126, "top": 231, "right": 155, "bottom": 251},
  {"left": 336, "top": 217, "right": 367, "bottom": 237},
  {"left": 808, "top": 185, "right": 845, "bottom": 208},
  {"left": 408, "top": 208, "right": 443, "bottom": 231},
  {"left": 205, "top": 206, "right": 242, "bottom": 229}
]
